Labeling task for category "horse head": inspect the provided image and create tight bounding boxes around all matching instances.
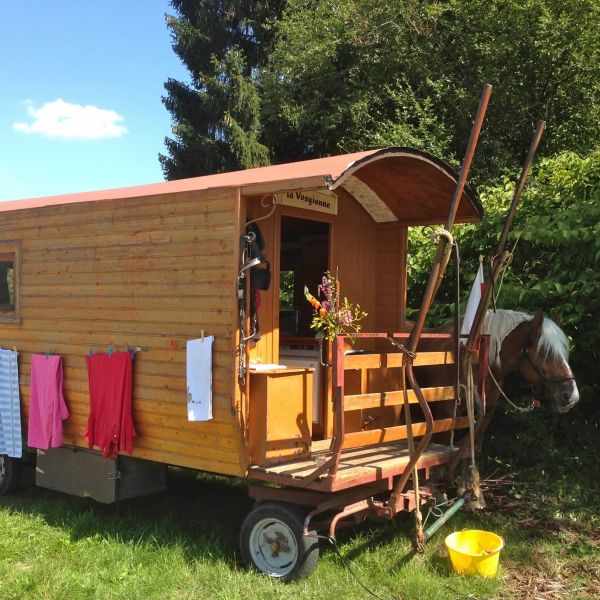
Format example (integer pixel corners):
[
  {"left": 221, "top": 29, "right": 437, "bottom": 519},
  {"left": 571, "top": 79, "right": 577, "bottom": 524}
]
[{"left": 493, "top": 310, "right": 579, "bottom": 413}]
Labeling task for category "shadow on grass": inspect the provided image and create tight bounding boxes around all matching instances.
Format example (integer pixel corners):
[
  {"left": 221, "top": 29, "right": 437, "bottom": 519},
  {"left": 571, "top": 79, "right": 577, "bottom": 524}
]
[{"left": 0, "top": 465, "right": 254, "bottom": 568}]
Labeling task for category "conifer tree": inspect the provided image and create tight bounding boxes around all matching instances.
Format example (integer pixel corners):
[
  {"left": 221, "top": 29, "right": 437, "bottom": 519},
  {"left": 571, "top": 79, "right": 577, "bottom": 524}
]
[{"left": 160, "top": 0, "right": 284, "bottom": 179}]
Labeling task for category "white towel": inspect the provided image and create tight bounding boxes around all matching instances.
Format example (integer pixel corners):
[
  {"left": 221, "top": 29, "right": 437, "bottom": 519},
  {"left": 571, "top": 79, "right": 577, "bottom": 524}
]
[
  {"left": 461, "top": 262, "right": 485, "bottom": 337},
  {"left": 186, "top": 336, "right": 214, "bottom": 421},
  {"left": 0, "top": 348, "right": 22, "bottom": 457}
]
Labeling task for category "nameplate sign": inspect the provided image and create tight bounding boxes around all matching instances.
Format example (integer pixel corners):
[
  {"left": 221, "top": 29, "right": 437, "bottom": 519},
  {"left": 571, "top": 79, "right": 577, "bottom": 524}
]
[{"left": 274, "top": 189, "right": 338, "bottom": 215}]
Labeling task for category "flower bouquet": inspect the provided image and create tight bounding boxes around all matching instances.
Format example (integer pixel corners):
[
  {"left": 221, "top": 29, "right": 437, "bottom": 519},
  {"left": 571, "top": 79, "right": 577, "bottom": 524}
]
[{"left": 304, "top": 271, "right": 367, "bottom": 343}]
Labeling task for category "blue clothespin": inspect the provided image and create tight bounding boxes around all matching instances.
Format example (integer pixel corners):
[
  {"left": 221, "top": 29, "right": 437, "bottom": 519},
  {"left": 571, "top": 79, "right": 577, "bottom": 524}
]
[
  {"left": 108, "top": 345, "right": 113, "bottom": 357},
  {"left": 129, "top": 348, "right": 136, "bottom": 360},
  {"left": 88, "top": 349, "right": 93, "bottom": 357},
  {"left": 45, "top": 350, "right": 50, "bottom": 360}
]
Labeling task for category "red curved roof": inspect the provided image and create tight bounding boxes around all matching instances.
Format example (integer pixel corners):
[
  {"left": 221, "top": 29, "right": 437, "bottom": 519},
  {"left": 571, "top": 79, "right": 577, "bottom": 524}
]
[{"left": 0, "top": 148, "right": 482, "bottom": 224}]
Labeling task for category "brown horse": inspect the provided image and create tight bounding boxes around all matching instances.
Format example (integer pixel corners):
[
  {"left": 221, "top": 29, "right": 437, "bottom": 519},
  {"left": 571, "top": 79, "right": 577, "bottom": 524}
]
[{"left": 446, "top": 309, "right": 579, "bottom": 505}]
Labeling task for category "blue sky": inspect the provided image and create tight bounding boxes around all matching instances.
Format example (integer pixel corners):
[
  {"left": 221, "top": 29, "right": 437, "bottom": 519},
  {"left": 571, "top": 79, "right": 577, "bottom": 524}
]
[{"left": 0, "top": 1, "right": 188, "bottom": 201}]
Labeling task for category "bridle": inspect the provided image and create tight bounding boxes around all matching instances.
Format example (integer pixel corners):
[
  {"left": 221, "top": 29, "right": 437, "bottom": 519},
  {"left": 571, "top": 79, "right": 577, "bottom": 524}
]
[{"left": 521, "top": 322, "right": 575, "bottom": 386}]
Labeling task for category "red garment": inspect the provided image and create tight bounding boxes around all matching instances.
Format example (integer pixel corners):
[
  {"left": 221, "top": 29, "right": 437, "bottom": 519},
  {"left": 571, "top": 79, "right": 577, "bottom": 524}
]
[{"left": 85, "top": 352, "right": 136, "bottom": 458}]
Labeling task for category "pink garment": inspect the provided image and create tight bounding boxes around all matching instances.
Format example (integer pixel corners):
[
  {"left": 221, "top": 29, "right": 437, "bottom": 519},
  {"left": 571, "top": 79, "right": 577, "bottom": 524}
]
[{"left": 27, "top": 354, "right": 69, "bottom": 449}]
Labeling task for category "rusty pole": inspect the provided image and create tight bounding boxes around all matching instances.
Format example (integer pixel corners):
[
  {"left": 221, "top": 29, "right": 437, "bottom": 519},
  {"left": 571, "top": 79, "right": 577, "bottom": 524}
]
[
  {"left": 462, "top": 120, "right": 546, "bottom": 357},
  {"left": 407, "top": 83, "right": 493, "bottom": 352},
  {"left": 446, "top": 121, "right": 546, "bottom": 491},
  {"left": 387, "top": 84, "right": 493, "bottom": 519}
]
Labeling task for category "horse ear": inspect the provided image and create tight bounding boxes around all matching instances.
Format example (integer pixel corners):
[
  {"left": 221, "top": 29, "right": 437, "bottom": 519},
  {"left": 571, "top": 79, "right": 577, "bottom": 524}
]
[
  {"left": 528, "top": 310, "right": 544, "bottom": 346},
  {"left": 552, "top": 313, "right": 563, "bottom": 327}
]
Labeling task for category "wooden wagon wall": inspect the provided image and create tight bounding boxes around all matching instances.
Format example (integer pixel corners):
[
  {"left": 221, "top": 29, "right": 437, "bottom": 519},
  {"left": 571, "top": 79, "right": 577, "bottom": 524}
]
[{"left": 0, "top": 188, "right": 246, "bottom": 476}]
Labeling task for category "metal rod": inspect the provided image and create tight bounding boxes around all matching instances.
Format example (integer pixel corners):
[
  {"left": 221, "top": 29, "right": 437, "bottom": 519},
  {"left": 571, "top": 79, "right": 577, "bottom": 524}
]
[
  {"left": 445, "top": 84, "right": 494, "bottom": 231},
  {"left": 388, "top": 85, "right": 492, "bottom": 513},
  {"left": 446, "top": 122, "right": 546, "bottom": 486},
  {"left": 408, "top": 84, "right": 492, "bottom": 354},
  {"left": 423, "top": 492, "right": 471, "bottom": 543},
  {"left": 462, "top": 120, "right": 546, "bottom": 357}
]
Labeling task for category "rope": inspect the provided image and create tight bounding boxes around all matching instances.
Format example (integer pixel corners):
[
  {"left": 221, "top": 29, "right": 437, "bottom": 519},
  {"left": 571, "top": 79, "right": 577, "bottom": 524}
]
[
  {"left": 487, "top": 366, "right": 534, "bottom": 413},
  {"left": 430, "top": 227, "right": 454, "bottom": 250},
  {"left": 492, "top": 232, "right": 521, "bottom": 306},
  {"left": 430, "top": 228, "right": 454, "bottom": 299},
  {"left": 451, "top": 239, "right": 462, "bottom": 449}
]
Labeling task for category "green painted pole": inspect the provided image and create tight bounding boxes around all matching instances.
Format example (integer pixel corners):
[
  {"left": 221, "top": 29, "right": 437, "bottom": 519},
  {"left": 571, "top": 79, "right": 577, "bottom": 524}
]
[{"left": 423, "top": 492, "right": 471, "bottom": 543}]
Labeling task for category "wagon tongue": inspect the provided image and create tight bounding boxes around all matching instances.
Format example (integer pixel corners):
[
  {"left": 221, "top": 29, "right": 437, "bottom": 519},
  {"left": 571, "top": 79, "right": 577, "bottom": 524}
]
[{"left": 388, "top": 85, "right": 493, "bottom": 551}]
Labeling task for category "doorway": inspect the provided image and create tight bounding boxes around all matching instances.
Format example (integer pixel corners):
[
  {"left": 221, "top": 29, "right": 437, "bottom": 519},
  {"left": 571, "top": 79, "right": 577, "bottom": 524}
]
[
  {"left": 278, "top": 216, "right": 329, "bottom": 431},
  {"left": 278, "top": 216, "right": 329, "bottom": 340}
]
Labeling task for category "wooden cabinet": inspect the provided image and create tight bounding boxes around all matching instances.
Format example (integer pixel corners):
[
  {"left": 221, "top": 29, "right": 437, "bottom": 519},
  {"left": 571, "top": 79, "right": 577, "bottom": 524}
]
[{"left": 249, "top": 368, "right": 313, "bottom": 466}]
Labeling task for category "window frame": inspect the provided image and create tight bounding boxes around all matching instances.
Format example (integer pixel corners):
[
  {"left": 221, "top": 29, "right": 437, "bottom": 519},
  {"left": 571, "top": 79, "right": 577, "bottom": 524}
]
[{"left": 0, "top": 241, "right": 21, "bottom": 324}]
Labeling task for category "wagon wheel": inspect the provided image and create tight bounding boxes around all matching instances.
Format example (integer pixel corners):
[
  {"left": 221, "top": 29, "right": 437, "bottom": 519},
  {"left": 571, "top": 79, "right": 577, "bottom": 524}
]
[
  {"left": 240, "top": 502, "right": 319, "bottom": 582},
  {"left": 0, "top": 454, "right": 23, "bottom": 495}
]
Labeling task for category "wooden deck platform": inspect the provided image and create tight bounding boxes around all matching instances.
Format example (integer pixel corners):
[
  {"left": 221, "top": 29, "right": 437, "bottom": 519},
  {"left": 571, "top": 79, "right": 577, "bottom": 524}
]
[{"left": 247, "top": 441, "right": 456, "bottom": 492}]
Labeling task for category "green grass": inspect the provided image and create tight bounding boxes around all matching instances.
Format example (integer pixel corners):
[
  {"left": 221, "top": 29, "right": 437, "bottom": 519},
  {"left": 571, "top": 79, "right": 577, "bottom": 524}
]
[{"left": 0, "top": 452, "right": 598, "bottom": 600}]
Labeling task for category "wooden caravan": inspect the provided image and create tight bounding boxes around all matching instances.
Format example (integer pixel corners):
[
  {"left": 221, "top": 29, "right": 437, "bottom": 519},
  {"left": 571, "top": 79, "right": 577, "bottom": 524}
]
[{"left": 0, "top": 147, "right": 483, "bottom": 579}]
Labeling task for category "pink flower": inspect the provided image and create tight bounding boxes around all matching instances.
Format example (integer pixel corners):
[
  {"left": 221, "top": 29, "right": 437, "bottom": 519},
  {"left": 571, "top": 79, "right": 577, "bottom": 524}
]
[{"left": 340, "top": 309, "right": 353, "bottom": 327}]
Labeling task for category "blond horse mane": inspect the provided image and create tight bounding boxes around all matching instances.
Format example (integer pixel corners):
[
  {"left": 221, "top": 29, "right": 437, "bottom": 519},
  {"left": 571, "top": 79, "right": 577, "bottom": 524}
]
[{"left": 482, "top": 309, "right": 570, "bottom": 367}]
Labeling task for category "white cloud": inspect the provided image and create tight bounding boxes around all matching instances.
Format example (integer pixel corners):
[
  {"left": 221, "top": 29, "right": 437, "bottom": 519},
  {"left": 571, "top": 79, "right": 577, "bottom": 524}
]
[{"left": 13, "top": 98, "right": 128, "bottom": 140}]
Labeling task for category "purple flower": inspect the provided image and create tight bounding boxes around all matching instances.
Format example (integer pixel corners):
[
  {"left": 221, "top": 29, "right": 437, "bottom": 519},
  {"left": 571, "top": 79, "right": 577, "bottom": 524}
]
[
  {"left": 322, "top": 300, "right": 331, "bottom": 313},
  {"left": 340, "top": 309, "right": 353, "bottom": 327}
]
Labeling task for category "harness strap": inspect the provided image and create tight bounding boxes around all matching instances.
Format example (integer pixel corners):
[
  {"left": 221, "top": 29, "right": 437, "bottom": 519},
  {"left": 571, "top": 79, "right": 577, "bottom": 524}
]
[{"left": 522, "top": 322, "right": 575, "bottom": 384}]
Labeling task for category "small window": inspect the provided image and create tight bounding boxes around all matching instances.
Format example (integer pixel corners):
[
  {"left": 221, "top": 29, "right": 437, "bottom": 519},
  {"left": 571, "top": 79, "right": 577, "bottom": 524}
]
[{"left": 0, "top": 242, "right": 20, "bottom": 323}]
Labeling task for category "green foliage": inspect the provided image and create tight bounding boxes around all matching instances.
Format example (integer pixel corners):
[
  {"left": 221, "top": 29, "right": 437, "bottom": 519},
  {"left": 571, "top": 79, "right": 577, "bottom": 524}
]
[
  {"left": 262, "top": 0, "right": 600, "bottom": 176},
  {"left": 163, "top": 0, "right": 600, "bottom": 178},
  {"left": 408, "top": 148, "right": 600, "bottom": 412},
  {"left": 160, "top": 1, "right": 283, "bottom": 179},
  {"left": 279, "top": 270, "right": 294, "bottom": 310}
]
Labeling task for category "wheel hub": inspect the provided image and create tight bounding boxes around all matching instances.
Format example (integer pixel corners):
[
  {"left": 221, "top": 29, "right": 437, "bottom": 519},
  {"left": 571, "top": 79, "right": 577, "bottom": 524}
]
[{"left": 248, "top": 517, "right": 299, "bottom": 577}]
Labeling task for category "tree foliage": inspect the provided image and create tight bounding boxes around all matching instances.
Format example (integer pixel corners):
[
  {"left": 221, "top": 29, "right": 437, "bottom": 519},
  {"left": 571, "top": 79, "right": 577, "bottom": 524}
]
[
  {"left": 408, "top": 149, "right": 600, "bottom": 404},
  {"left": 262, "top": 0, "right": 600, "bottom": 177},
  {"left": 160, "top": 0, "right": 284, "bottom": 179}
]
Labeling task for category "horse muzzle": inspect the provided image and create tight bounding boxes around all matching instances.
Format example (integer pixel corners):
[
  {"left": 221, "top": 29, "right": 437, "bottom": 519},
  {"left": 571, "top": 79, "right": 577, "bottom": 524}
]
[{"left": 554, "top": 382, "right": 579, "bottom": 413}]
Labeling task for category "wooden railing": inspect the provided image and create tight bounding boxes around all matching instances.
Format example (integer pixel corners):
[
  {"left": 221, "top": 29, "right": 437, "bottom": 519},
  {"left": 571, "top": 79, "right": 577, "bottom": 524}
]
[
  {"left": 300, "top": 331, "right": 480, "bottom": 485},
  {"left": 332, "top": 332, "right": 472, "bottom": 454}
]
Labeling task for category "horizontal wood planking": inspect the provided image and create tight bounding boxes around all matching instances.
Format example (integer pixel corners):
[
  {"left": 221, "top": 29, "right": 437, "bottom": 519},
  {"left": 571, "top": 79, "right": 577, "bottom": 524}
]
[
  {"left": 0, "top": 190, "right": 235, "bottom": 231},
  {"left": 342, "top": 416, "right": 470, "bottom": 450},
  {"left": 25, "top": 239, "right": 235, "bottom": 263},
  {"left": 0, "top": 190, "right": 245, "bottom": 475},
  {"left": 23, "top": 254, "right": 235, "bottom": 277},
  {"left": 13, "top": 318, "right": 234, "bottom": 338},
  {"left": 22, "top": 392, "right": 235, "bottom": 422},
  {"left": 344, "top": 385, "right": 455, "bottom": 411},
  {"left": 19, "top": 307, "right": 232, "bottom": 325},
  {"left": 21, "top": 294, "right": 233, "bottom": 311},
  {"left": 343, "top": 351, "right": 454, "bottom": 369}
]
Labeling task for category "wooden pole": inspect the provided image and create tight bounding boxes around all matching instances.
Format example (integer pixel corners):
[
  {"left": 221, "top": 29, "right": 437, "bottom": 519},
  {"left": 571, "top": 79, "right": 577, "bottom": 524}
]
[
  {"left": 462, "top": 120, "right": 546, "bottom": 358},
  {"left": 407, "top": 84, "right": 493, "bottom": 355},
  {"left": 446, "top": 121, "right": 546, "bottom": 496},
  {"left": 388, "top": 84, "right": 493, "bottom": 516}
]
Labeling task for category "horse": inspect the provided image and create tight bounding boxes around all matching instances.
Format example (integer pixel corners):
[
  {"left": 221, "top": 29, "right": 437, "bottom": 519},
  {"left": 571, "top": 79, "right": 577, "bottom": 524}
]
[{"left": 444, "top": 308, "right": 579, "bottom": 506}]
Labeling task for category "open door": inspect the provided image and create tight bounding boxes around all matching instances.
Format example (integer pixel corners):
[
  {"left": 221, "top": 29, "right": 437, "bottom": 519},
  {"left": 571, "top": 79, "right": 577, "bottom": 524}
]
[{"left": 278, "top": 216, "right": 329, "bottom": 435}]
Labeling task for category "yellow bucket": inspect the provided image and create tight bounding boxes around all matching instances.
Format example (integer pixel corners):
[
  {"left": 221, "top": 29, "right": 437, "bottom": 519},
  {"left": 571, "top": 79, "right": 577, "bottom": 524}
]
[{"left": 445, "top": 530, "right": 504, "bottom": 577}]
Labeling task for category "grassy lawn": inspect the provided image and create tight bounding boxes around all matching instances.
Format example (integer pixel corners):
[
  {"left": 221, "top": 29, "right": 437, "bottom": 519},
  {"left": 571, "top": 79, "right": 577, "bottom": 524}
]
[{"left": 0, "top": 448, "right": 598, "bottom": 600}]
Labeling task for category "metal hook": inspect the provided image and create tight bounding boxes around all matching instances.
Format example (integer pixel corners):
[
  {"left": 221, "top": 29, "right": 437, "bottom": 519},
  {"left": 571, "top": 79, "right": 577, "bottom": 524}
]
[{"left": 244, "top": 194, "right": 277, "bottom": 230}]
